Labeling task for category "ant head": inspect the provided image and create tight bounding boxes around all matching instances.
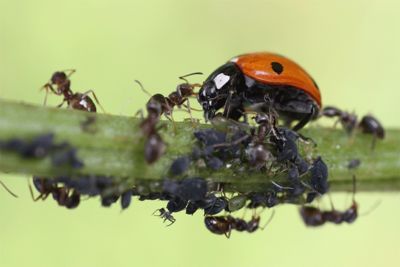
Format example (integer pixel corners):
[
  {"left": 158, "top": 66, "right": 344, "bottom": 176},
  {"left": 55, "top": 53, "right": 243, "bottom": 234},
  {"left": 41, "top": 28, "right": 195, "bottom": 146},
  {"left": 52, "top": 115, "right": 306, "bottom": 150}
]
[{"left": 51, "top": 71, "right": 68, "bottom": 85}]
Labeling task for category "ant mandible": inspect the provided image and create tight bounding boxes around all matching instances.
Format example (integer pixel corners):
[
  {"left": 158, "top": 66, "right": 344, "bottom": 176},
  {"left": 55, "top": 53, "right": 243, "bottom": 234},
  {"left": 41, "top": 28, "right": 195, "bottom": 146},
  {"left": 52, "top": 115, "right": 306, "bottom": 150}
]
[{"left": 41, "top": 70, "right": 105, "bottom": 113}]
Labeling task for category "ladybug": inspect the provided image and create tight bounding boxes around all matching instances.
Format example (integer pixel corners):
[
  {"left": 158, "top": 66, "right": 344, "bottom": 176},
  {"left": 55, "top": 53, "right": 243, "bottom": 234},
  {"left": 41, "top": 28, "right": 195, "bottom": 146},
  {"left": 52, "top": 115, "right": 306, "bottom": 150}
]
[{"left": 198, "top": 52, "right": 322, "bottom": 130}]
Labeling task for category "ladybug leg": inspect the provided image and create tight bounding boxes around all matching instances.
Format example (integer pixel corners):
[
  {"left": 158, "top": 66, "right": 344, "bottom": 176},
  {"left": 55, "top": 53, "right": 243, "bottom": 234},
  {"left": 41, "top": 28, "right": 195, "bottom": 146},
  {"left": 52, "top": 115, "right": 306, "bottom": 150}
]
[
  {"left": 222, "top": 90, "right": 234, "bottom": 118},
  {"left": 292, "top": 106, "right": 317, "bottom": 131}
]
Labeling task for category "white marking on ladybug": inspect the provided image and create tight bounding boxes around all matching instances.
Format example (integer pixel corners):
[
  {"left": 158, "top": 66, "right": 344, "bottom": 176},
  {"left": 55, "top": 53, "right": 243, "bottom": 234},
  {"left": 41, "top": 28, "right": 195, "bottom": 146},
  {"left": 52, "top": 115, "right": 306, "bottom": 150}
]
[
  {"left": 230, "top": 57, "right": 239, "bottom": 63},
  {"left": 214, "top": 73, "right": 230, "bottom": 89}
]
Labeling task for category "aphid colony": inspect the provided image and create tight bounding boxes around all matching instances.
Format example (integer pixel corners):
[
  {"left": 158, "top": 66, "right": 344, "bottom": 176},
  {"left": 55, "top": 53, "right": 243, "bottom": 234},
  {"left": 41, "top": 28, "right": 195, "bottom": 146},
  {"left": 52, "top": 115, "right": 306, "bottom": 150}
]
[{"left": 0, "top": 53, "right": 385, "bottom": 237}]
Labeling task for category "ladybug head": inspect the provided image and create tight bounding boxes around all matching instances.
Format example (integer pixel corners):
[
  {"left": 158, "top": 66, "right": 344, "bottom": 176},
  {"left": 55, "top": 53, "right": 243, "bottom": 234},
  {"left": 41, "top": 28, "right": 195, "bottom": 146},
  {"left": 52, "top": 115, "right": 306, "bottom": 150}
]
[{"left": 197, "top": 62, "right": 245, "bottom": 121}]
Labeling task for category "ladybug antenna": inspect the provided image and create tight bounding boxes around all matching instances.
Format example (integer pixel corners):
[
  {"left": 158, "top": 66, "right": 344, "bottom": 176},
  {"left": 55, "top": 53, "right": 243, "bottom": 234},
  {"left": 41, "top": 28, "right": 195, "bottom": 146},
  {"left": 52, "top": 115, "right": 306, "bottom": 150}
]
[
  {"left": 134, "top": 80, "right": 152, "bottom": 97},
  {"left": 179, "top": 72, "right": 203, "bottom": 83},
  {"left": 0, "top": 180, "right": 18, "bottom": 198}
]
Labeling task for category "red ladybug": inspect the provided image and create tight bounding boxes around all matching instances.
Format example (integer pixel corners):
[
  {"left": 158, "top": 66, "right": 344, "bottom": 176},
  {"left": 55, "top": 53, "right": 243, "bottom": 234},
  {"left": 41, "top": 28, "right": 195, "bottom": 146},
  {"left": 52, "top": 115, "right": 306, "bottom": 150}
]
[{"left": 197, "top": 52, "right": 322, "bottom": 130}]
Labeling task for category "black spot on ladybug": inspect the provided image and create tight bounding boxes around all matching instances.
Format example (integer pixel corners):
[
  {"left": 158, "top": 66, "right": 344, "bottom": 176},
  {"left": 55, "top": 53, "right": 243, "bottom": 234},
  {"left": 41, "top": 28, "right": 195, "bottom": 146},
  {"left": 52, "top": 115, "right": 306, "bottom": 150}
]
[{"left": 271, "top": 62, "right": 284, "bottom": 74}]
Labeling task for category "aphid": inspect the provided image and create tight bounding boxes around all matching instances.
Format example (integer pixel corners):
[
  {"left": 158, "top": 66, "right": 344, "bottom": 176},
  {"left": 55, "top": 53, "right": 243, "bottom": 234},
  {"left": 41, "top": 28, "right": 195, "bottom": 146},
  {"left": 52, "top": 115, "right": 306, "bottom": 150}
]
[
  {"left": 177, "top": 177, "right": 208, "bottom": 201},
  {"left": 205, "top": 156, "right": 224, "bottom": 170},
  {"left": 347, "top": 159, "right": 361, "bottom": 170},
  {"left": 202, "top": 195, "right": 228, "bottom": 215},
  {"left": 185, "top": 201, "right": 200, "bottom": 215},
  {"left": 154, "top": 208, "right": 176, "bottom": 226},
  {"left": 309, "top": 157, "right": 329, "bottom": 194},
  {"left": 41, "top": 70, "right": 104, "bottom": 113},
  {"left": 101, "top": 194, "right": 120, "bottom": 207},
  {"left": 198, "top": 52, "right": 321, "bottom": 130},
  {"left": 121, "top": 190, "right": 133, "bottom": 210},
  {"left": 169, "top": 156, "right": 191, "bottom": 176},
  {"left": 166, "top": 197, "right": 187, "bottom": 213},
  {"left": 227, "top": 194, "right": 247, "bottom": 212}
]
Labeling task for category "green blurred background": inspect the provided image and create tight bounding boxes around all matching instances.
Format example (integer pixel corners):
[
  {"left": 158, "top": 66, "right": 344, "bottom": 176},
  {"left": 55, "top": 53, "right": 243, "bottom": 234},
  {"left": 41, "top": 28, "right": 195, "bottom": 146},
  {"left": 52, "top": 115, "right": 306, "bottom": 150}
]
[{"left": 1, "top": 1, "right": 399, "bottom": 266}]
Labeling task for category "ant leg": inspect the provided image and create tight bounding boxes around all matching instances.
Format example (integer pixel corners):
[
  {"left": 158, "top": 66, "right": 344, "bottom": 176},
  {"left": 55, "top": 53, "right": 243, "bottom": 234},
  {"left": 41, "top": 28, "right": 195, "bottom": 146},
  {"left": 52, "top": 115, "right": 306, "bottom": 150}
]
[
  {"left": 134, "top": 109, "right": 144, "bottom": 119},
  {"left": 28, "top": 180, "right": 46, "bottom": 201},
  {"left": 165, "top": 218, "right": 176, "bottom": 227},
  {"left": 82, "top": 90, "right": 106, "bottom": 113},
  {"left": 184, "top": 98, "right": 197, "bottom": 127},
  {"left": 0, "top": 180, "right": 18, "bottom": 198},
  {"left": 182, "top": 103, "right": 202, "bottom": 112},
  {"left": 292, "top": 106, "right": 316, "bottom": 131},
  {"left": 57, "top": 99, "right": 66, "bottom": 108},
  {"left": 260, "top": 210, "right": 275, "bottom": 230},
  {"left": 164, "top": 113, "right": 177, "bottom": 133},
  {"left": 224, "top": 227, "right": 232, "bottom": 238}
]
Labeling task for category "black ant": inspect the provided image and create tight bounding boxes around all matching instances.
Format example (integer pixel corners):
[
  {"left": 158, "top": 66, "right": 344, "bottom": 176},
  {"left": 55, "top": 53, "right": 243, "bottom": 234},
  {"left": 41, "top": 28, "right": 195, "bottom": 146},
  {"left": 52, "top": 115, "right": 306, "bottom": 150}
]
[
  {"left": 41, "top": 70, "right": 104, "bottom": 113},
  {"left": 300, "top": 175, "right": 358, "bottom": 226},
  {"left": 321, "top": 106, "right": 384, "bottom": 149},
  {"left": 321, "top": 106, "right": 357, "bottom": 134},
  {"left": 153, "top": 208, "right": 176, "bottom": 226},
  {"left": 29, "top": 177, "right": 80, "bottom": 209},
  {"left": 204, "top": 210, "right": 275, "bottom": 238},
  {"left": 135, "top": 72, "right": 202, "bottom": 163},
  {"left": 136, "top": 72, "right": 203, "bottom": 122}
]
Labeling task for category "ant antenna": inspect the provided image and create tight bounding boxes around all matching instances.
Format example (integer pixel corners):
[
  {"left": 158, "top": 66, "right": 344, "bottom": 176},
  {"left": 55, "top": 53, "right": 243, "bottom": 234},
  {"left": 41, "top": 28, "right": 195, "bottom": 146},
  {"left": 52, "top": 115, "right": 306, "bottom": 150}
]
[
  {"left": 134, "top": 80, "right": 152, "bottom": 97},
  {"left": 179, "top": 72, "right": 203, "bottom": 83},
  {"left": 360, "top": 200, "right": 381, "bottom": 217},
  {"left": 0, "top": 180, "right": 18, "bottom": 198}
]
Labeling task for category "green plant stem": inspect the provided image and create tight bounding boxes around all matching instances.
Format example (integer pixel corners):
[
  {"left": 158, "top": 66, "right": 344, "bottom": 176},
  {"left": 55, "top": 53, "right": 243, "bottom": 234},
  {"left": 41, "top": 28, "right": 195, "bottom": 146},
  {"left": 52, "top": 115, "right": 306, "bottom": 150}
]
[{"left": 1, "top": 99, "right": 399, "bottom": 192}]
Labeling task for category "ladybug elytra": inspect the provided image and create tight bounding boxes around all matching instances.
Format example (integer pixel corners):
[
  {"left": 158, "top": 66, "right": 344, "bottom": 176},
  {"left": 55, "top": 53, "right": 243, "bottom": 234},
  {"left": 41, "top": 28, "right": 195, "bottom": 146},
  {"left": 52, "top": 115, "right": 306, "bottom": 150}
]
[{"left": 197, "top": 52, "right": 322, "bottom": 130}]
